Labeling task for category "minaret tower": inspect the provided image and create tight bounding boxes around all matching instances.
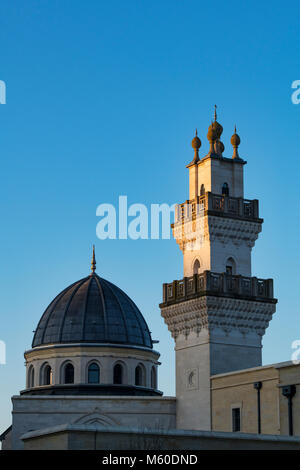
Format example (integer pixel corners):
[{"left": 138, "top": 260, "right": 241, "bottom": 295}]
[{"left": 160, "top": 109, "right": 277, "bottom": 431}]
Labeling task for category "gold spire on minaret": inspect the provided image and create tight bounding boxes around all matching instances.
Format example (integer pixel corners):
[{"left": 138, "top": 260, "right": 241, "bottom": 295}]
[
  {"left": 210, "top": 105, "right": 224, "bottom": 157},
  {"left": 211, "top": 104, "right": 223, "bottom": 139},
  {"left": 231, "top": 125, "right": 241, "bottom": 159},
  {"left": 207, "top": 120, "right": 218, "bottom": 156},
  {"left": 189, "top": 128, "right": 201, "bottom": 165},
  {"left": 91, "top": 245, "right": 96, "bottom": 274}
]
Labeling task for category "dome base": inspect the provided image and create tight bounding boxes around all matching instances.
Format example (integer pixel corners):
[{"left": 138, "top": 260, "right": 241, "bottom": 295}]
[{"left": 20, "top": 384, "right": 163, "bottom": 397}]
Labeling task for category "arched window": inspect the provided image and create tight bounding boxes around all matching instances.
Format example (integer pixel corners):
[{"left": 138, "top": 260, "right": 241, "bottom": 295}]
[
  {"left": 135, "top": 365, "right": 145, "bottom": 386},
  {"left": 226, "top": 257, "right": 236, "bottom": 275},
  {"left": 40, "top": 363, "right": 52, "bottom": 386},
  {"left": 28, "top": 366, "right": 34, "bottom": 388},
  {"left": 45, "top": 365, "right": 52, "bottom": 385},
  {"left": 151, "top": 366, "right": 157, "bottom": 389},
  {"left": 113, "top": 364, "right": 123, "bottom": 384},
  {"left": 64, "top": 363, "right": 74, "bottom": 384},
  {"left": 88, "top": 362, "right": 100, "bottom": 384},
  {"left": 135, "top": 365, "right": 142, "bottom": 386},
  {"left": 193, "top": 259, "right": 200, "bottom": 275},
  {"left": 222, "top": 182, "right": 229, "bottom": 196},
  {"left": 200, "top": 184, "right": 205, "bottom": 196}
]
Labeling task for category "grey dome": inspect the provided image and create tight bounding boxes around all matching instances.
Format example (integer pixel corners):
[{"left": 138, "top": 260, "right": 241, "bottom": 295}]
[{"left": 32, "top": 273, "right": 153, "bottom": 349}]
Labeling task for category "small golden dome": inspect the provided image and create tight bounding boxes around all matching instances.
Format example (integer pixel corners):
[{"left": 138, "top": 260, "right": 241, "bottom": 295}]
[
  {"left": 207, "top": 123, "right": 218, "bottom": 142},
  {"left": 218, "top": 140, "right": 225, "bottom": 154},
  {"left": 210, "top": 105, "right": 223, "bottom": 139},
  {"left": 231, "top": 126, "right": 241, "bottom": 147},
  {"left": 212, "top": 120, "right": 223, "bottom": 139},
  {"left": 231, "top": 126, "right": 241, "bottom": 160},
  {"left": 191, "top": 129, "right": 201, "bottom": 150}
]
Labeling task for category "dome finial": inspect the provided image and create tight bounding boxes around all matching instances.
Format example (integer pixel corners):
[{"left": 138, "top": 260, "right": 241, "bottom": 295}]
[
  {"left": 91, "top": 245, "right": 96, "bottom": 274},
  {"left": 231, "top": 125, "right": 241, "bottom": 159},
  {"left": 207, "top": 106, "right": 223, "bottom": 158},
  {"left": 189, "top": 128, "right": 201, "bottom": 165},
  {"left": 207, "top": 120, "right": 218, "bottom": 156}
]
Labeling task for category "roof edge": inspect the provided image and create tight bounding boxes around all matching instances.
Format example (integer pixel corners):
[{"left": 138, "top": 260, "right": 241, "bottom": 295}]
[{"left": 24, "top": 342, "right": 159, "bottom": 357}]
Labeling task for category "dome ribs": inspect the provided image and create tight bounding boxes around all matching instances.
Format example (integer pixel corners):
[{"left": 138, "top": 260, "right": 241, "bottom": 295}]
[
  {"left": 58, "top": 277, "right": 89, "bottom": 343},
  {"left": 31, "top": 274, "right": 153, "bottom": 349},
  {"left": 33, "top": 280, "right": 79, "bottom": 347},
  {"left": 111, "top": 283, "right": 152, "bottom": 348},
  {"left": 100, "top": 277, "right": 130, "bottom": 344},
  {"left": 92, "top": 274, "right": 108, "bottom": 341}
]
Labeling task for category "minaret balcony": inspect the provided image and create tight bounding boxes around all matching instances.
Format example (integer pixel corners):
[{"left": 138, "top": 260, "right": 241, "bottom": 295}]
[
  {"left": 173, "top": 192, "right": 261, "bottom": 225},
  {"left": 160, "top": 271, "right": 277, "bottom": 307}
]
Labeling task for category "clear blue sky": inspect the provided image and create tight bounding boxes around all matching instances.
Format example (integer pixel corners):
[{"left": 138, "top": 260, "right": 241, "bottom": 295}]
[{"left": 0, "top": 0, "right": 299, "bottom": 433}]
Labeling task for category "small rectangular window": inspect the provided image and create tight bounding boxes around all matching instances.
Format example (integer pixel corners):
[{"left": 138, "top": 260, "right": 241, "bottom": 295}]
[{"left": 232, "top": 408, "right": 241, "bottom": 432}]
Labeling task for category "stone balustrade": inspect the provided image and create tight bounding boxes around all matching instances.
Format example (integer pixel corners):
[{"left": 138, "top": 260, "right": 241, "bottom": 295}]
[
  {"left": 161, "top": 271, "right": 276, "bottom": 307},
  {"left": 174, "top": 192, "right": 260, "bottom": 223}
]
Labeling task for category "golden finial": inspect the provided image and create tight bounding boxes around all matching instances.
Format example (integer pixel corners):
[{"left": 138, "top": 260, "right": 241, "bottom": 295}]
[
  {"left": 231, "top": 125, "right": 241, "bottom": 159},
  {"left": 214, "top": 104, "right": 217, "bottom": 121},
  {"left": 91, "top": 245, "right": 96, "bottom": 274},
  {"left": 190, "top": 128, "right": 201, "bottom": 165},
  {"left": 207, "top": 120, "right": 217, "bottom": 142}
]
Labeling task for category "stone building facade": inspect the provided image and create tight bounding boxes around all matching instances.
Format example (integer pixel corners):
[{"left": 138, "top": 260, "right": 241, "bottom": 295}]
[{"left": 211, "top": 361, "right": 300, "bottom": 436}]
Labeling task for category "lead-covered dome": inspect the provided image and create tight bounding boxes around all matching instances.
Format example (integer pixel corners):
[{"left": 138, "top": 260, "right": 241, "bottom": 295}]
[{"left": 32, "top": 273, "right": 153, "bottom": 349}]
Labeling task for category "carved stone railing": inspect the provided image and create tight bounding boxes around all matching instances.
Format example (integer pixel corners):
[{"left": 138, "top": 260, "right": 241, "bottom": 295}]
[
  {"left": 160, "top": 271, "right": 276, "bottom": 307},
  {"left": 174, "top": 192, "right": 260, "bottom": 223}
]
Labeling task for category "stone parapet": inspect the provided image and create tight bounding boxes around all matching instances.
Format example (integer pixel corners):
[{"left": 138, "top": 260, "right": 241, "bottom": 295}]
[
  {"left": 173, "top": 192, "right": 261, "bottom": 225},
  {"left": 160, "top": 271, "right": 276, "bottom": 308},
  {"left": 21, "top": 425, "right": 300, "bottom": 450}
]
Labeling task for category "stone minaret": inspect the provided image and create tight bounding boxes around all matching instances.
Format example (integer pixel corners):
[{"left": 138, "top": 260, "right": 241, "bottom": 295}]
[{"left": 160, "top": 110, "right": 277, "bottom": 431}]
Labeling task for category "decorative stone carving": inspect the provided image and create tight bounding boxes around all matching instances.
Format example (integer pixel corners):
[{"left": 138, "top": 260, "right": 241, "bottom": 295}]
[
  {"left": 74, "top": 409, "right": 118, "bottom": 427},
  {"left": 161, "top": 295, "right": 276, "bottom": 339},
  {"left": 173, "top": 214, "right": 262, "bottom": 251},
  {"left": 186, "top": 368, "right": 199, "bottom": 390}
]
